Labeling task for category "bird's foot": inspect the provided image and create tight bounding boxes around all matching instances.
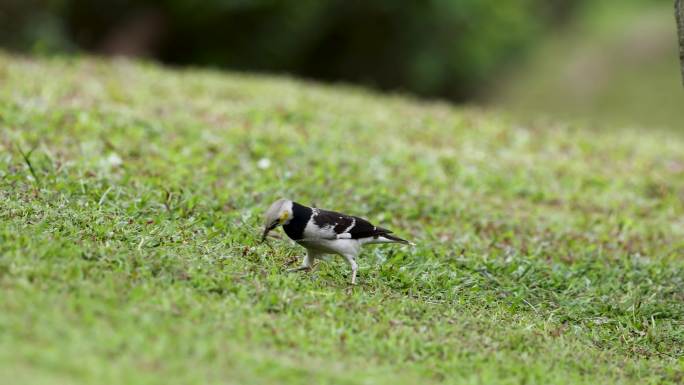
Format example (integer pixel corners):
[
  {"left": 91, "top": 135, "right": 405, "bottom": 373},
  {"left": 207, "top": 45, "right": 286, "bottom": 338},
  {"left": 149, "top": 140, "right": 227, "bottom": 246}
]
[
  {"left": 345, "top": 284, "right": 358, "bottom": 295},
  {"left": 287, "top": 265, "right": 312, "bottom": 273}
]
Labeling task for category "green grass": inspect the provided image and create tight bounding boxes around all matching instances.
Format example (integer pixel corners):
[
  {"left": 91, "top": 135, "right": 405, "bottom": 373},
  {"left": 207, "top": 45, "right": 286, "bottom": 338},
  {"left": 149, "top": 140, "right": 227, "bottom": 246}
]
[{"left": 1, "top": 52, "right": 683, "bottom": 385}]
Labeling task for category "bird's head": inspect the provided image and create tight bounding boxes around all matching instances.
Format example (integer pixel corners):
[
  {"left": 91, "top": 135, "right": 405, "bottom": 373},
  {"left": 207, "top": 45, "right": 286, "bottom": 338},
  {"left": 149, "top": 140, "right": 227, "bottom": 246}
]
[{"left": 261, "top": 198, "right": 293, "bottom": 242}]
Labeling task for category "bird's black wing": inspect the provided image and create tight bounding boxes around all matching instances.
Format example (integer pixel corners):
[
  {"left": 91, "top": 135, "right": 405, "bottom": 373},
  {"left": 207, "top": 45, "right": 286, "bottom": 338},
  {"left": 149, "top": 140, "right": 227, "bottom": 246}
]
[
  {"left": 313, "top": 209, "right": 391, "bottom": 240},
  {"left": 348, "top": 216, "right": 392, "bottom": 239}
]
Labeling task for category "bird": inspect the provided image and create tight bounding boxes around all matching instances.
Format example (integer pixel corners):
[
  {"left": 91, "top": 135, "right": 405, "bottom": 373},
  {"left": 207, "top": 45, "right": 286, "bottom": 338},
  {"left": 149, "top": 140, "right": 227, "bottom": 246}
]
[{"left": 261, "top": 198, "right": 412, "bottom": 284}]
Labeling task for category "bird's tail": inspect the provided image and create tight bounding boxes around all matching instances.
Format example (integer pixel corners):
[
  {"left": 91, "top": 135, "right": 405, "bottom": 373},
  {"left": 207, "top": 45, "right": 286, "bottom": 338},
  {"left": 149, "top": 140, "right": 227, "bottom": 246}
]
[{"left": 378, "top": 234, "right": 414, "bottom": 245}]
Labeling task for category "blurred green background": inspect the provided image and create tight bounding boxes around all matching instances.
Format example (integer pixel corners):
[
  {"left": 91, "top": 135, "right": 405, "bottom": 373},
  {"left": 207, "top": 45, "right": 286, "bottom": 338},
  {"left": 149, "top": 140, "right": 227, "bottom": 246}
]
[
  {"left": 498, "top": 0, "right": 683, "bottom": 130},
  {"left": 0, "top": 0, "right": 681, "bottom": 127}
]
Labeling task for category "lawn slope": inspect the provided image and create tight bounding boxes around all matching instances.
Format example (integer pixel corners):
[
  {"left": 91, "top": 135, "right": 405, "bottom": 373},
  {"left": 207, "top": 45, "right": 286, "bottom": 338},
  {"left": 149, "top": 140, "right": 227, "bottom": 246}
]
[{"left": 1, "top": 53, "right": 683, "bottom": 385}]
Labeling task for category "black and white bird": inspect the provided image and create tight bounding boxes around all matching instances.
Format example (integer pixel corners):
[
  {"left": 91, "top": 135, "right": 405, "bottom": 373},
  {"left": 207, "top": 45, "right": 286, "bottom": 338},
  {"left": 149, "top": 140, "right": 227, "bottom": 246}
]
[{"left": 261, "top": 199, "right": 411, "bottom": 284}]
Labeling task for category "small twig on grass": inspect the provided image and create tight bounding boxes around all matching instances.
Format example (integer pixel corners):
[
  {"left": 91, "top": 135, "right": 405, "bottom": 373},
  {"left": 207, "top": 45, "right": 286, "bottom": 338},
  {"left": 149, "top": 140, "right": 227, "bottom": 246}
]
[
  {"left": 163, "top": 189, "right": 173, "bottom": 212},
  {"left": 522, "top": 298, "right": 539, "bottom": 314},
  {"left": 98, "top": 186, "right": 113, "bottom": 206},
  {"left": 16, "top": 143, "right": 40, "bottom": 184}
]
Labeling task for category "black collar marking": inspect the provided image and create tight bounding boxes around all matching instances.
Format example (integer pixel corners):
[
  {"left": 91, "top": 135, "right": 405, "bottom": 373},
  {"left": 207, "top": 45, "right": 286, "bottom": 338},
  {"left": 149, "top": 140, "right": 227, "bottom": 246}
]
[{"left": 282, "top": 201, "right": 312, "bottom": 240}]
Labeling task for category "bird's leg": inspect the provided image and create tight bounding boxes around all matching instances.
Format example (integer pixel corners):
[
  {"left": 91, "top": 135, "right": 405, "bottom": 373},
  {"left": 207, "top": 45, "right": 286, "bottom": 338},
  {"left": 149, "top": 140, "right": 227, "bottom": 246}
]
[
  {"left": 287, "top": 250, "right": 315, "bottom": 273},
  {"left": 343, "top": 254, "right": 359, "bottom": 285}
]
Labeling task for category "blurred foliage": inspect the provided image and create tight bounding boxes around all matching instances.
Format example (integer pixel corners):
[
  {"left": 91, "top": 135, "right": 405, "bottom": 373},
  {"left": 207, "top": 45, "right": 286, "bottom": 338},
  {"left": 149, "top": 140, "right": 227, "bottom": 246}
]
[
  {"left": 0, "top": 0, "right": 582, "bottom": 100},
  {"left": 0, "top": 0, "right": 74, "bottom": 54},
  {"left": 494, "top": 0, "right": 683, "bottom": 130}
]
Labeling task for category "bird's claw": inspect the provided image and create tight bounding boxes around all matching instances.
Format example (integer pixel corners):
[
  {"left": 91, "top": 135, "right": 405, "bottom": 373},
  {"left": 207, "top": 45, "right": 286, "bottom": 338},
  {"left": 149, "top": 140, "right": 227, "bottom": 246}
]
[
  {"left": 283, "top": 256, "right": 299, "bottom": 267},
  {"left": 287, "top": 266, "right": 311, "bottom": 273}
]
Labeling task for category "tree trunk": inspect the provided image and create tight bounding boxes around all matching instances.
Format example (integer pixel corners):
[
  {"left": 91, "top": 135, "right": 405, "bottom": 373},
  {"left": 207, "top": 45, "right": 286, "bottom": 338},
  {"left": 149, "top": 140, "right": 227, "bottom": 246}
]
[{"left": 677, "top": 0, "right": 684, "bottom": 85}]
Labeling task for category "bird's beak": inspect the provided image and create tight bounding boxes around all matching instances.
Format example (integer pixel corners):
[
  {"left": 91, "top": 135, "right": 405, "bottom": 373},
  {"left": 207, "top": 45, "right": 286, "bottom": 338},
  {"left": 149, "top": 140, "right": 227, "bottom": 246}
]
[{"left": 261, "top": 222, "right": 277, "bottom": 242}]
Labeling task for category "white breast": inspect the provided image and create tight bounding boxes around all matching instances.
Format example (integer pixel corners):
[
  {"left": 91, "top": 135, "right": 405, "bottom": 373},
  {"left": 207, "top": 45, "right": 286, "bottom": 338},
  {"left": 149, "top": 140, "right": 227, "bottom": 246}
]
[{"left": 299, "top": 238, "right": 361, "bottom": 256}]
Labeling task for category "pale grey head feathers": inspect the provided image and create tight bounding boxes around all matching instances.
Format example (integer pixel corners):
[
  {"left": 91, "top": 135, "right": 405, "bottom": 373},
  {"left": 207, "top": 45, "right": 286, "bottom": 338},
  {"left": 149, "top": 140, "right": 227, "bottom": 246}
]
[{"left": 261, "top": 198, "right": 293, "bottom": 241}]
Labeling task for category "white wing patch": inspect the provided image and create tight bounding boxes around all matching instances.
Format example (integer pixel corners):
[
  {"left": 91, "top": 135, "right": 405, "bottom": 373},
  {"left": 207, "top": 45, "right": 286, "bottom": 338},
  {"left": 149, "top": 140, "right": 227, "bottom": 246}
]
[
  {"left": 336, "top": 217, "right": 356, "bottom": 239},
  {"left": 303, "top": 209, "right": 337, "bottom": 240},
  {"left": 343, "top": 218, "right": 356, "bottom": 233}
]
